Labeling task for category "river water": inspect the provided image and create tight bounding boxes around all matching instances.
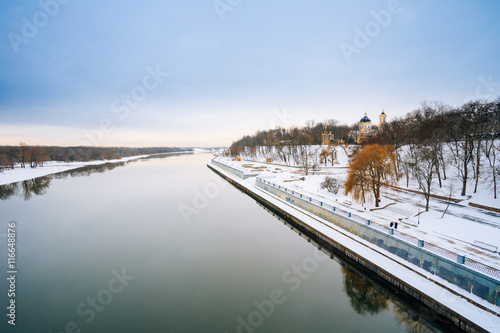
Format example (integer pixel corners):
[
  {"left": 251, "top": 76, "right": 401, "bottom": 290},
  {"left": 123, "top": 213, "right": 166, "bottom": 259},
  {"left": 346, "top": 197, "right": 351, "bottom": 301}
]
[{"left": 0, "top": 153, "right": 441, "bottom": 332}]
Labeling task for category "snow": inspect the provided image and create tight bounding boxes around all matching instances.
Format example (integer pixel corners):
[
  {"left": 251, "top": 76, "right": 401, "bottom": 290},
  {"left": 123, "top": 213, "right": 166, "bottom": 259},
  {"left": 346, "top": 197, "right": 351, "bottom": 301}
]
[
  {"left": 218, "top": 155, "right": 500, "bottom": 266},
  {"left": 238, "top": 144, "right": 351, "bottom": 168},
  {"left": 224, "top": 143, "right": 500, "bottom": 270},
  {"left": 192, "top": 148, "right": 214, "bottom": 153},
  {"left": 209, "top": 159, "right": 500, "bottom": 331},
  {"left": 0, "top": 155, "right": 149, "bottom": 186},
  {"left": 397, "top": 143, "right": 499, "bottom": 210}
]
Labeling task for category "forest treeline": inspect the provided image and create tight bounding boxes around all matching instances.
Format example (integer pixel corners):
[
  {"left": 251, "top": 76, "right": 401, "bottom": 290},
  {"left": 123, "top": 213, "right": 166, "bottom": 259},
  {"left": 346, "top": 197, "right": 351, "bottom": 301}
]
[
  {"left": 230, "top": 98, "right": 500, "bottom": 153},
  {"left": 0, "top": 145, "right": 191, "bottom": 169}
]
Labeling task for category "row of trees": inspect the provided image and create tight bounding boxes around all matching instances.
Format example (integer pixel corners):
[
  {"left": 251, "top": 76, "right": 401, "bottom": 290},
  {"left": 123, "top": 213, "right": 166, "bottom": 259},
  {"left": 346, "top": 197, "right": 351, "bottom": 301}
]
[
  {"left": 367, "top": 99, "right": 500, "bottom": 198},
  {"left": 231, "top": 119, "right": 357, "bottom": 153},
  {"left": 326, "top": 141, "right": 474, "bottom": 211},
  {"left": 230, "top": 132, "right": 353, "bottom": 176},
  {"left": 0, "top": 144, "right": 190, "bottom": 169},
  {"left": 326, "top": 141, "right": 471, "bottom": 211},
  {"left": 230, "top": 98, "right": 500, "bottom": 202}
]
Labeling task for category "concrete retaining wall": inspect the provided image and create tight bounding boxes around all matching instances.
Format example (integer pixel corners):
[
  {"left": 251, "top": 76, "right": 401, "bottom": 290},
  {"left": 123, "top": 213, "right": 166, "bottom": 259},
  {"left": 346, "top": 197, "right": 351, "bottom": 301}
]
[
  {"left": 255, "top": 179, "right": 500, "bottom": 308},
  {"left": 211, "top": 159, "right": 258, "bottom": 179},
  {"left": 208, "top": 163, "right": 493, "bottom": 333}
]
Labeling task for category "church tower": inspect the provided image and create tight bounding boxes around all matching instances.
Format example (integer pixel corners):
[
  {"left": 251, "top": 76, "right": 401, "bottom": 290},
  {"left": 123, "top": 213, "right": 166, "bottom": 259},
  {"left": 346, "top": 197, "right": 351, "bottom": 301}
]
[
  {"left": 322, "top": 124, "right": 333, "bottom": 145},
  {"left": 379, "top": 110, "right": 387, "bottom": 131}
]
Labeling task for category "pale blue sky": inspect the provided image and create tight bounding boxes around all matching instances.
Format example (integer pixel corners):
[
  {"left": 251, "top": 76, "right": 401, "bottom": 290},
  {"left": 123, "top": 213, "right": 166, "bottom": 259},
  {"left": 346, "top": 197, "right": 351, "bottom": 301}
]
[{"left": 1, "top": 0, "right": 499, "bottom": 146}]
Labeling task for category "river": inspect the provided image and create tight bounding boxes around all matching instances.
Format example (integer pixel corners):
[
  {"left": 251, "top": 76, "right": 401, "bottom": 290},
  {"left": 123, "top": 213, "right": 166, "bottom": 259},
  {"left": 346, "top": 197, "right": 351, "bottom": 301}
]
[{"left": 0, "top": 153, "right": 441, "bottom": 332}]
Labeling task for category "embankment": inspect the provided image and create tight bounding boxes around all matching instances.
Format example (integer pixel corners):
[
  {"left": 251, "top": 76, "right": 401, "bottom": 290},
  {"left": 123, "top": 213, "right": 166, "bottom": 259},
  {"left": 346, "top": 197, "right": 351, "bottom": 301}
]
[{"left": 208, "top": 162, "right": 497, "bottom": 333}]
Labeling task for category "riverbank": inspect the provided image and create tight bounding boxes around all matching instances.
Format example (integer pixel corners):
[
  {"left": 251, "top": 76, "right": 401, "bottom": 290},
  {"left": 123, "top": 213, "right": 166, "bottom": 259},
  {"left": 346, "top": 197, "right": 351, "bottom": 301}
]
[
  {"left": 0, "top": 149, "right": 214, "bottom": 186},
  {"left": 208, "top": 159, "right": 500, "bottom": 332},
  {"left": 216, "top": 156, "right": 500, "bottom": 270},
  {"left": 0, "top": 155, "right": 150, "bottom": 186}
]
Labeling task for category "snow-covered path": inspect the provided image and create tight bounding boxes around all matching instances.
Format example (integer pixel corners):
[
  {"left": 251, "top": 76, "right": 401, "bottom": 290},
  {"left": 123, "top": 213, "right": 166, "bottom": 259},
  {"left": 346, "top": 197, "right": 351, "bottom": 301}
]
[{"left": 218, "top": 157, "right": 500, "bottom": 271}]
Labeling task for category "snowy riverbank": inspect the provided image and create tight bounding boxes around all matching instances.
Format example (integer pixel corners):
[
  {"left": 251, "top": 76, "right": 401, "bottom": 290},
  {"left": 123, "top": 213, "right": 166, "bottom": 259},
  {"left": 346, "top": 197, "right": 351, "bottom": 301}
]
[
  {"left": 209, "top": 158, "right": 500, "bottom": 331},
  {"left": 0, "top": 148, "right": 214, "bottom": 186},
  {"left": 218, "top": 155, "right": 500, "bottom": 268},
  {"left": 0, "top": 155, "right": 150, "bottom": 186}
]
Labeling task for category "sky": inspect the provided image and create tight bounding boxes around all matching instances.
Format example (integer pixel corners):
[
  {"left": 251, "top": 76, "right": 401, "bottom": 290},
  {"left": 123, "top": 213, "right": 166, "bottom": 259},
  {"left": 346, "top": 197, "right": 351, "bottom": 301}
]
[{"left": 1, "top": 0, "right": 500, "bottom": 147}]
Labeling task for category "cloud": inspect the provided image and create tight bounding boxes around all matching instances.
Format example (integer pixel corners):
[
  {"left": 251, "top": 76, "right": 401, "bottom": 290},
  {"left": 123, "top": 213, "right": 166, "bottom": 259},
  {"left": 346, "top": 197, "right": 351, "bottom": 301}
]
[{"left": 1, "top": 0, "right": 500, "bottom": 146}]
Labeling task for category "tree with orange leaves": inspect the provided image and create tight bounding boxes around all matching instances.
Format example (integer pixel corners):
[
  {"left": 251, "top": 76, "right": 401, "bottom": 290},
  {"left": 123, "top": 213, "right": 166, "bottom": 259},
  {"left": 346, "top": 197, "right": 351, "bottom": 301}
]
[{"left": 344, "top": 144, "right": 396, "bottom": 207}]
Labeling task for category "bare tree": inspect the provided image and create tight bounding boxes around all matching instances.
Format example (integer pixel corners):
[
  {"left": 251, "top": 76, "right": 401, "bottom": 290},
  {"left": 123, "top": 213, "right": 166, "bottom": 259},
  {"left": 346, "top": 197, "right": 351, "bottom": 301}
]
[
  {"left": 432, "top": 137, "right": 447, "bottom": 188},
  {"left": 482, "top": 98, "right": 500, "bottom": 198},
  {"left": 0, "top": 155, "right": 8, "bottom": 170},
  {"left": 19, "top": 142, "right": 28, "bottom": 168},
  {"left": 305, "top": 120, "right": 316, "bottom": 131},
  {"left": 400, "top": 145, "right": 416, "bottom": 188},
  {"left": 319, "top": 148, "right": 328, "bottom": 166},
  {"left": 296, "top": 145, "right": 316, "bottom": 175},
  {"left": 319, "top": 144, "right": 337, "bottom": 166},
  {"left": 27, "top": 147, "right": 48, "bottom": 168},
  {"left": 327, "top": 143, "right": 338, "bottom": 166},
  {"left": 293, "top": 133, "right": 315, "bottom": 175},
  {"left": 440, "top": 182, "right": 455, "bottom": 219},
  {"left": 413, "top": 145, "right": 438, "bottom": 211},
  {"left": 446, "top": 106, "right": 475, "bottom": 196},
  {"left": 471, "top": 100, "right": 491, "bottom": 193},
  {"left": 275, "top": 142, "right": 289, "bottom": 165},
  {"left": 321, "top": 176, "right": 341, "bottom": 194},
  {"left": 483, "top": 138, "right": 499, "bottom": 199}
]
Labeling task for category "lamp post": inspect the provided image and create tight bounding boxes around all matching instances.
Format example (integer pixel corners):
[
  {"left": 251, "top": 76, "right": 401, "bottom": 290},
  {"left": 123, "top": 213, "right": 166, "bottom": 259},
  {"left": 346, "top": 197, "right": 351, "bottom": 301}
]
[{"left": 418, "top": 206, "right": 420, "bottom": 225}]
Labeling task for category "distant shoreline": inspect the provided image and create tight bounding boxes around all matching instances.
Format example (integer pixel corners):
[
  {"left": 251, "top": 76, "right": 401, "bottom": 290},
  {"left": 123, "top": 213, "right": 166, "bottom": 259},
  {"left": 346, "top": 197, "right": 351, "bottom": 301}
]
[
  {"left": 0, "top": 155, "right": 149, "bottom": 186},
  {"left": 0, "top": 149, "right": 209, "bottom": 186}
]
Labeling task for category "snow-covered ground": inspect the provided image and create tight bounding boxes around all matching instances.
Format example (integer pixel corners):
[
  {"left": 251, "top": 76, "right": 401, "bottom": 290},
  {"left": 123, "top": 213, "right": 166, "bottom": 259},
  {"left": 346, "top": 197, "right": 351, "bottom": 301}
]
[
  {"left": 208, "top": 159, "right": 500, "bottom": 331},
  {"left": 237, "top": 143, "right": 499, "bottom": 208},
  {"left": 218, "top": 151, "right": 500, "bottom": 271},
  {"left": 0, "top": 155, "right": 150, "bottom": 186},
  {"left": 192, "top": 148, "right": 216, "bottom": 154}
]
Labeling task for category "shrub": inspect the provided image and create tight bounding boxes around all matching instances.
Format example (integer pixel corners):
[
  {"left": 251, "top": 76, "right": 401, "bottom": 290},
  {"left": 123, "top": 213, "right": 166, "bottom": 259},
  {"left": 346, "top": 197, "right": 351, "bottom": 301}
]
[{"left": 321, "top": 176, "right": 341, "bottom": 194}]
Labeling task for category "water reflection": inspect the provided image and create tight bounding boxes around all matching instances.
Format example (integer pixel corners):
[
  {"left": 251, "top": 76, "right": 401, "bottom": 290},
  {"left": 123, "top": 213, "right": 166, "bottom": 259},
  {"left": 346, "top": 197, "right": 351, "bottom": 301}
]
[
  {"left": 0, "top": 182, "right": 18, "bottom": 200},
  {"left": 394, "top": 306, "right": 434, "bottom": 333},
  {"left": 0, "top": 153, "right": 191, "bottom": 201},
  {"left": 0, "top": 177, "right": 52, "bottom": 200},
  {"left": 20, "top": 176, "right": 52, "bottom": 200},
  {"left": 0, "top": 164, "right": 121, "bottom": 201},
  {"left": 0, "top": 153, "right": 447, "bottom": 332},
  {"left": 342, "top": 264, "right": 389, "bottom": 316},
  {"left": 341, "top": 263, "right": 437, "bottom": 333},
  {"left": 256, "top": 202, "right": 440, "bottom": 333}
]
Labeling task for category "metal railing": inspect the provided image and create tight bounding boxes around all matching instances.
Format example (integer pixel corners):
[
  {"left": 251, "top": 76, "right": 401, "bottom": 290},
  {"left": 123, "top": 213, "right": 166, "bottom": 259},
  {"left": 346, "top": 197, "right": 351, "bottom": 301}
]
[{"left": 255, "top": 177, "right": 500, "bottom": 281}]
